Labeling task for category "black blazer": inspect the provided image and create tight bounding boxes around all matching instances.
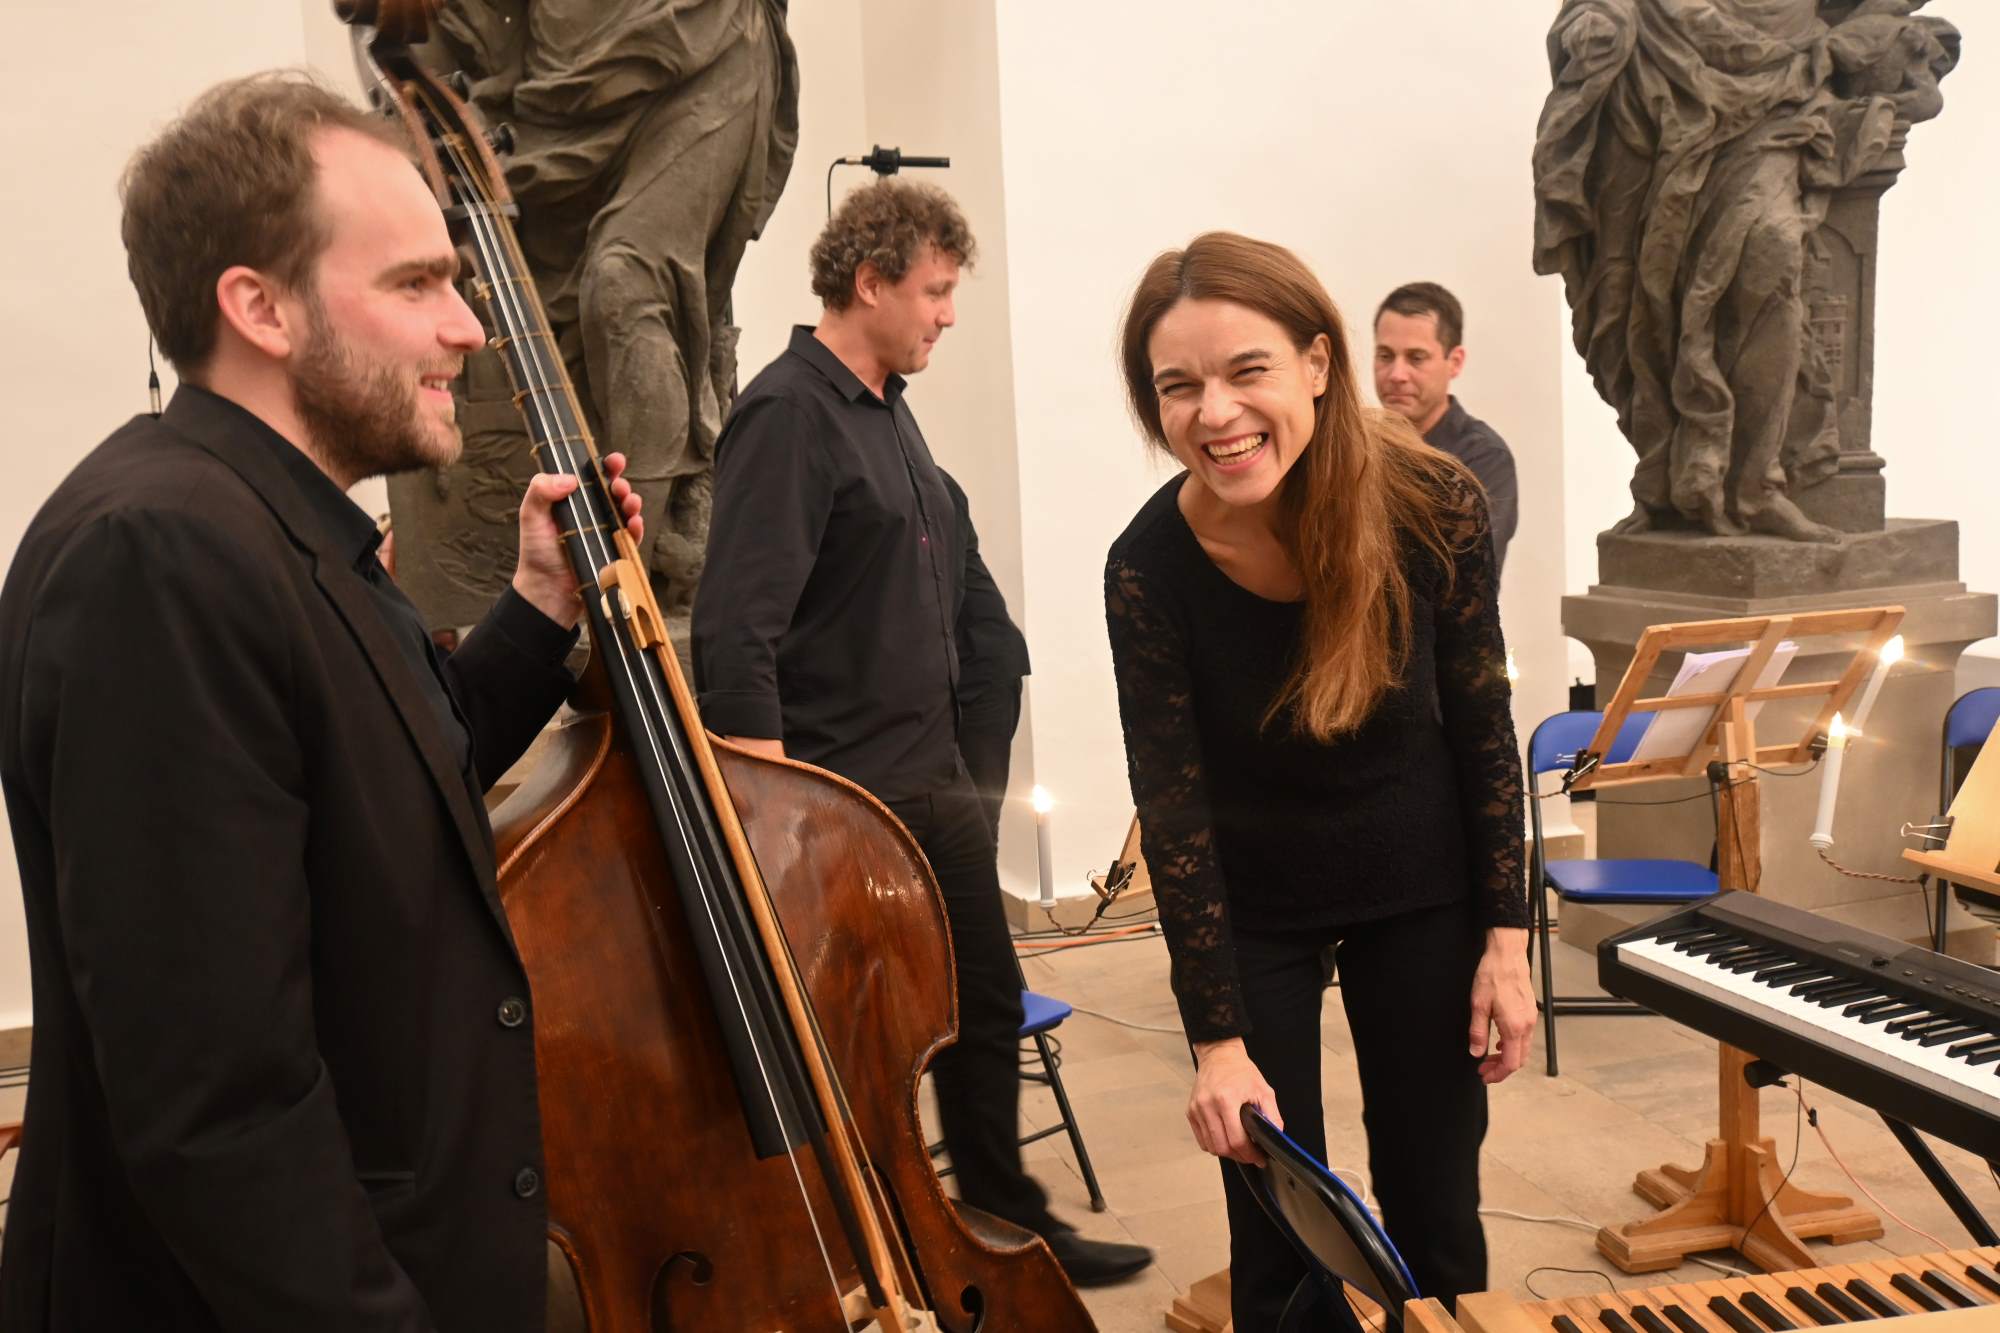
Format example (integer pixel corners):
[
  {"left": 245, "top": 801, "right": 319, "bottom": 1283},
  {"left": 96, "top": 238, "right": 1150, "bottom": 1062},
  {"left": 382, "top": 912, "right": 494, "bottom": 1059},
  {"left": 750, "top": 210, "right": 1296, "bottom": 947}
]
[{"left": 0, "top": 390, "right": 573, "bottom": 1331}]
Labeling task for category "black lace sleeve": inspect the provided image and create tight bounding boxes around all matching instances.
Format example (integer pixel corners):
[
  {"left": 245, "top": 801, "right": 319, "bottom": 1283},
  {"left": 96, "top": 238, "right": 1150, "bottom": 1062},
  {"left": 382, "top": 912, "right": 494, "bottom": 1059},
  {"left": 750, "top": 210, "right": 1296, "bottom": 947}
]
[
  {"left": 1104, "top": 553, "right": 1248, "bottom": 1042},
  {"left": 1432, "top": 478, "right": 1529, "bottom": 928}
]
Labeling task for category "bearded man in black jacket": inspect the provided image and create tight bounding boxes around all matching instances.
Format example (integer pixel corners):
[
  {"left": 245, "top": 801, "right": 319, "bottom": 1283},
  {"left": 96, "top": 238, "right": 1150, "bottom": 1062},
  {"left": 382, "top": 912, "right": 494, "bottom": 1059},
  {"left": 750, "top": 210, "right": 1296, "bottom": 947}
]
[{"left": 0, "top": 73, "right": 640, "bottom": 1331}]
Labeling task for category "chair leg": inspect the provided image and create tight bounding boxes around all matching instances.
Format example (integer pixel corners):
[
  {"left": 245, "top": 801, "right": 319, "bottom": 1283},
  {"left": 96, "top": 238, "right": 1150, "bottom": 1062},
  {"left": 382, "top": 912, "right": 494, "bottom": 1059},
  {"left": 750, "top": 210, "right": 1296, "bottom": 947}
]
[
  {"left": 1035, "top": 1030, "right": 1106, "bottom": 1212},
  {"left": 1536, "top": 882, "right": 1560, "bottom": 1078}
]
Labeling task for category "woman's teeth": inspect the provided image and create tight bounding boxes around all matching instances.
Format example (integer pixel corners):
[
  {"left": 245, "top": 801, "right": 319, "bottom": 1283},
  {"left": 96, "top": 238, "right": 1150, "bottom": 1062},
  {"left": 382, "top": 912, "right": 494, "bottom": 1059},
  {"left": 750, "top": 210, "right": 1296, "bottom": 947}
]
[{"left": 1205, "top": 434, "right": 1266, "bottom": 461}]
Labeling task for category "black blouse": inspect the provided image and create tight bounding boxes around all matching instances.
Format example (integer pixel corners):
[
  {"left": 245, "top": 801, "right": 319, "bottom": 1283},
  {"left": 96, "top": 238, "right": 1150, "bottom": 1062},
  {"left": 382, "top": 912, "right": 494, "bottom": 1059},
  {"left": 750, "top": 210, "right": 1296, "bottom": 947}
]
[{"left": 1104, "top": 472, "right": 1526, "bottom": 1042}]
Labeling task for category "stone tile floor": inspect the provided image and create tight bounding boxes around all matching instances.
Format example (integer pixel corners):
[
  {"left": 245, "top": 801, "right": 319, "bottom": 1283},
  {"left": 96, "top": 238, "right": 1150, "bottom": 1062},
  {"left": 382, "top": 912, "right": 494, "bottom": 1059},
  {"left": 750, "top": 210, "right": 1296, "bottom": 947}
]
[
  {"left": 2, "top": 925, "right": 1992, "bottom": 1331},
  {"left": 1007, "top": 920, "right": 2000, "bottom": 1332}
]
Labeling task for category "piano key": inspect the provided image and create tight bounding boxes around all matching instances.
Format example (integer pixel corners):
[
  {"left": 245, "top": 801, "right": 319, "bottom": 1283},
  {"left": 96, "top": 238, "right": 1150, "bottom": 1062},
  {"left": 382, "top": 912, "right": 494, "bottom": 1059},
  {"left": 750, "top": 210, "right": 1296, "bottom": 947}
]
[
  {"left": 1854, "top": 1001, "right": 1923, "bottom": 1025},
  {"left": 1792, "top": 976, "right": 1861, "bottom": 1000},
  {"left": 1684, "top": 936, "right": 1751, "bottom": 958},
  {"left": 1662, "top": 1306, "right": 1710, "bottom": 1333},
  {"left": 1724, "top": 951, "right": 1789, "bottom": 975},
  {"left": 1654, "top": 923, "right": 1716, "bottom": 944},
  {"left": 1843, "top": 1278, "right": 1902, "bottom": 1317},
  {"left": 1631, "top": 1308, "right": 1677, "bottom": 1333},
  {"left": 1753, "top": 961, "right": 1825, "bottom": 984},
  {"left": 1883, "top": 1011, "right": 1948, "bottom": 1035},
  {"left": 1779, "top": 1286, "right": 1843, "bottom": 1325},
  {"left": 1707, "top": 1296, "right": 1765, "bottom": 1333},
  {"left": 1812, "top": 1282, "right": 1872, "bottom": 1321},
  {"left": 1554, "top": 1316, "right": 1588, "bottom": 1333},
  {"left": 1843, "top": 995, "right": 1905, "bottom": 1018},
  {"left": 1736, "top": 1292, "right": 1797, "bottom": 1330},
  {"left": 1668, "top": 928, "right": 1730, "bottom": 950},
  {"left": 1917, "top": 1024, "right": 1985, "bottom": 1048},
  {"left": 1808, "top": 980, "right": 1880, "bottom": 1000},
  {"left": 1598, "top": 1309, "right": 1642, "bottom": 1333},
  {"left": 1945, "top": 1034, "right": 2000, "bottom": 1058},
  {"left": 1920, "top": 1268, "right": 1983, "bottom": 1307},
  {"left": 1888, "top": 1272, "right": 1946, "bottom": 1312},
  {"left": 1808, "top": 976, "right": 1880, "bottom": 996},
  {"left": 1966, "top": 1262, "right": 2000, "bottom": 1297},
  {"left": 1964, "top": 1044, "right": 2000, "bottom": 1066}
]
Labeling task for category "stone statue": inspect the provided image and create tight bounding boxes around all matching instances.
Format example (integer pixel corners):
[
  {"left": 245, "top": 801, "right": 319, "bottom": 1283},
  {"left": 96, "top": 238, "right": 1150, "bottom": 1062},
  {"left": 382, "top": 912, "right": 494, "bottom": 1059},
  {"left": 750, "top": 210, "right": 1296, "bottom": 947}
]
[
  {"left": 1532, "top": 0, "right": 1957, "bottom": 541},
  {"left": 388, "top": 0, "right": 800, "bottom": 653}
]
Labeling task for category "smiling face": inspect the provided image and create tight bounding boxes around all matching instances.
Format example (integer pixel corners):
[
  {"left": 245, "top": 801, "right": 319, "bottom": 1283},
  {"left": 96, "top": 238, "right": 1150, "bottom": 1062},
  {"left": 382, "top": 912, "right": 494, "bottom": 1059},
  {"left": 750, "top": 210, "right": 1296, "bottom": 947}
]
[
  {"left": 1371, "top": 308, "right": 1462, "bottom": 435},
  {"left": 286, "top": 128, "right": 484, "bottom": 481},
  {"left": 1146, "top": 299, "right": 1330, "bottom": 513}
]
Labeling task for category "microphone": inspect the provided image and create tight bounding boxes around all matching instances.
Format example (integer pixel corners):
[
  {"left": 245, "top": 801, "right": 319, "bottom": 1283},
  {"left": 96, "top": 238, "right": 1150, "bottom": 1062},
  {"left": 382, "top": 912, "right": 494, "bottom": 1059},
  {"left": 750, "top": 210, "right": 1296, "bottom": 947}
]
[{"left": 843, "top": 145, "right": 950, "bottom": 176}]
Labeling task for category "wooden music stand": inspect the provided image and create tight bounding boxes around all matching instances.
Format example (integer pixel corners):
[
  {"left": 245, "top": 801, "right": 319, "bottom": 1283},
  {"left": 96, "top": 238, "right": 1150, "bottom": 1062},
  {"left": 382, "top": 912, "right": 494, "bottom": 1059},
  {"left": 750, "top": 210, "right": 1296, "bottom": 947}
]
[
  {"left": 1902, "top": 711, "right": 2000, "bottom": 895},
  {"left": 1578, "top": 606, "right": 1903, "bottom": 1274}
]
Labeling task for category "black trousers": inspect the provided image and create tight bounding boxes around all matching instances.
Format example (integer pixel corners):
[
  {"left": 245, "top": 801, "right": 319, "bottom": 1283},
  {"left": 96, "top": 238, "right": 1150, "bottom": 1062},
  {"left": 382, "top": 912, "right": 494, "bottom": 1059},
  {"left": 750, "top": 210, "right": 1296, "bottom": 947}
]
[
  {"left": 1225, "top": 901, "right": 1489, "bottom": 1332},
  {"left": 957, "top": 679, "right": 1022, "bottom": 845},
  {"left": 886, "top": 764, "right": 1053, "bottom": 1233}
]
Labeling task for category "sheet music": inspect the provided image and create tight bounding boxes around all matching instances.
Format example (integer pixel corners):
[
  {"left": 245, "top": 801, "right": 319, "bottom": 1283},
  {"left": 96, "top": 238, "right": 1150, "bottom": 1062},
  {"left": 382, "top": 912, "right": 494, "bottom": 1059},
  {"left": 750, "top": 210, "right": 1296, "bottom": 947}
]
[{"left": 1626, "top": 641, "right": 1797, "bottom": 762}]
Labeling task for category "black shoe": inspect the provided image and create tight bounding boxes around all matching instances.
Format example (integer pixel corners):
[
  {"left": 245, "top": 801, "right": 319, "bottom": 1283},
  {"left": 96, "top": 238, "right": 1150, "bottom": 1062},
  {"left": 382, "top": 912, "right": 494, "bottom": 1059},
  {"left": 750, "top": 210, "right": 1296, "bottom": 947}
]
[{"left": 1039, "top": 1225, "right": 1153, "bottom": 1287}]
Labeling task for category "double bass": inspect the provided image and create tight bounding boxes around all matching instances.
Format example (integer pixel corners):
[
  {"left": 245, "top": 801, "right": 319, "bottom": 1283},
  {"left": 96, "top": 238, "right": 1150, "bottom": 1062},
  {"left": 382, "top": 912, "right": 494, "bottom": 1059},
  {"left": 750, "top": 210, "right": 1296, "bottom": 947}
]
[{"left": 338, "top": 4, "right": 1098, "bottom": 1330}]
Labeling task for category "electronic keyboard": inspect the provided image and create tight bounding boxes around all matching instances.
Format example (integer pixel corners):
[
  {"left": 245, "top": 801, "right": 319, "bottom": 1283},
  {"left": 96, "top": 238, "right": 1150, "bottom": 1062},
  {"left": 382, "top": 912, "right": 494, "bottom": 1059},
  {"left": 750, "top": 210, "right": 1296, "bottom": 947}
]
[{"left": 1599, "top": 892, "right": 2000, "bottom": 1161}]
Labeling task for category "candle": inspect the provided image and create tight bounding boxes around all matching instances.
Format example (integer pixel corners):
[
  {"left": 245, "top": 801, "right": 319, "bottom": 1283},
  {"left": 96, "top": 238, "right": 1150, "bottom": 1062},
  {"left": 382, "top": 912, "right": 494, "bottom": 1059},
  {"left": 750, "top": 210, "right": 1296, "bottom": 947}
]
[
  {"left": 1032, "top": 785, "right": 1056, "bottom": 909},
  {"left": 1809, "top": 713, "right": 1847, "bottom": 850},
  {"left": 1847, "top": 634, "right": 1904, "bottom": 738}
]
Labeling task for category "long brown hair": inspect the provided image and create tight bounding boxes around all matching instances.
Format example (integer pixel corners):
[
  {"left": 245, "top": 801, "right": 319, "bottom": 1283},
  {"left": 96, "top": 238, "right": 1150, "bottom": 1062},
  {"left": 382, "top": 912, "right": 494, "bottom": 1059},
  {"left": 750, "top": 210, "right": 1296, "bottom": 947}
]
[{"left": 1119, "top": 232, "right": 1480, "bottom": 740}]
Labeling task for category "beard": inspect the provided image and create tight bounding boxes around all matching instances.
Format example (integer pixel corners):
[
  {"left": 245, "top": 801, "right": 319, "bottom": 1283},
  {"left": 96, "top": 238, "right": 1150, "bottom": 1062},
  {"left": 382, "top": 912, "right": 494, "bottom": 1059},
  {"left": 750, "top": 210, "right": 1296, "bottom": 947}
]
[{"left": 291, "top": 298, "right": 462, "bottom": 483}]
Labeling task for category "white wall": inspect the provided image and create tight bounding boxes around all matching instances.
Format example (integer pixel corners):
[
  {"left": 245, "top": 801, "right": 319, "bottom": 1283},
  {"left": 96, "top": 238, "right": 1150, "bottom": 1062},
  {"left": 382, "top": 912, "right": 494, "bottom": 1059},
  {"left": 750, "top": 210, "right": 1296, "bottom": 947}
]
[
  {"left": 0, "top": 2, "right": 370, "bottom": 1029},
  {"left": 990, "top": 3, "right": 1572, "bottom": 903},
  {"left": 1876, "top": 4, "right": 1999, "bottom": 672}
]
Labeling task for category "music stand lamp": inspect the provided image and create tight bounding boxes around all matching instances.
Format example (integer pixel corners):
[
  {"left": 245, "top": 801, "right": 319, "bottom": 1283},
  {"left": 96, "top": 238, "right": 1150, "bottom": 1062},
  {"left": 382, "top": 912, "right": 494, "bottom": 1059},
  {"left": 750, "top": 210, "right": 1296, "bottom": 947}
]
[{"left": 1575, "top": 607, "right": 1903, "bottom": 1274}]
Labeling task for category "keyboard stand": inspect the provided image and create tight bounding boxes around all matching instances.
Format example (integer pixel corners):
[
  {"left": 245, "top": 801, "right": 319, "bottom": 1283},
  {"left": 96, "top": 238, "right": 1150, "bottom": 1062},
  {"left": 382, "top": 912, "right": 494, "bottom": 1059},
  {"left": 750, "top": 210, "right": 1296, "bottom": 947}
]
[
  {"left": 1597, "top": 1043, "right": 1883, "bottom": 1272},
  {"left": 1577, "top": 610, "right": 1902, "bottom": 1272},
  {"left": 1881, "top": 1113, "right": 2000, "bottom": 1246}
]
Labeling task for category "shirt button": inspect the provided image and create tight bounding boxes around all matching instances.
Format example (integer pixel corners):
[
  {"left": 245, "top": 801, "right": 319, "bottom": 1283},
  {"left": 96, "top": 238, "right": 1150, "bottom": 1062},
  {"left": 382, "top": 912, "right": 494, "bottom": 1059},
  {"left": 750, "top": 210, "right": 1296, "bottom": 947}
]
[
  {"left": 513, "top": 1167, "right": 540, "bottom": 1199},
  {"left": 497, "top": 997, "right": 528, "bottom": 1028}
]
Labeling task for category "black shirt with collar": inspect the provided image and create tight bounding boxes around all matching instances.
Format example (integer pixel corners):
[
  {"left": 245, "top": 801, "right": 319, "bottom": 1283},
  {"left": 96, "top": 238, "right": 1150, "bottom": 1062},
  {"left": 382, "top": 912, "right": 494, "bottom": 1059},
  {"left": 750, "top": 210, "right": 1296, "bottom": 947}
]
[
  {"left": 1423, "top": 395, "right": 1519, "bottom": 576},
  {"left": 248, "top": 388, "right": 577, "bottom": 792},
  {"left": 693, "top": 325, "right": 962, "bottom": 804}
]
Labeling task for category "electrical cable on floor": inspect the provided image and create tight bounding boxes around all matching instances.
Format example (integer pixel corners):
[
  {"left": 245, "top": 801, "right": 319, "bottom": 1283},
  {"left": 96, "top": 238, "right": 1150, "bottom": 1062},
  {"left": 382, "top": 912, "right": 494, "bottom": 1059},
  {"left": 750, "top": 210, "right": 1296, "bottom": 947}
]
[
  {"left": 1473, "top": 1206, "right": 1748, "bottom": 1279},
  {"left": 1014, "top": 926, "right": 1163, "bottom": 955},
  {"left": 1525, "top": 1265, "right": 1617, "bottom": 1298},
  {"left": 1063, "top": 1002, "right": 1183, "bottom": 1034},
  {"left": 1805, "top": 1083, "right": 1951, "bottom": 1250}
]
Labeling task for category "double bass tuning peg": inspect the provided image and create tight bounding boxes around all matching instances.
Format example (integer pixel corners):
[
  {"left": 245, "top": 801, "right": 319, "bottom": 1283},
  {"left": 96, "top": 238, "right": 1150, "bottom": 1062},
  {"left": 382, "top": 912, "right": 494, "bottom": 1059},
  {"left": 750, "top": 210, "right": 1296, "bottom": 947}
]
[
  {"left": 444, "top": 70, "right": 473, "bottom": 97},
  {"left": 486, "top": 123, "right": 516, "bottom": 156}
]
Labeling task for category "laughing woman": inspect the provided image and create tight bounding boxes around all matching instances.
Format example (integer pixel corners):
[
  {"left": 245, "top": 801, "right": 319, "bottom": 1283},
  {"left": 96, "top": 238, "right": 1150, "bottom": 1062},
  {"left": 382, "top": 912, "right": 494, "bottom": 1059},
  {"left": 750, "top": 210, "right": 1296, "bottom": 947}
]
[{"left": 1105, "top": 232, "right": 1532, "bottom": 1329}]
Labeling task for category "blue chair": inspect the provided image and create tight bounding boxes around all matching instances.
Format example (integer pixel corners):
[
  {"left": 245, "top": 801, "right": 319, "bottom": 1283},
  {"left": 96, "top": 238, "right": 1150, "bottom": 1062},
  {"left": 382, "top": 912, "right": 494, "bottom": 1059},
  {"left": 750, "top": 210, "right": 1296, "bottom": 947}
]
[
  {"left": 1237, "top": 1106, "right": 1421, "bottom": 1332},
  {"left": 1528, "top": 710, "right": 1719, "bottom": 1076},
  {"left": 1931, "top": 687, "right": 2000, "bottom": 952},
  {"left": 1018, "top": 988, "right": 1107, "bottom": 1212},
  {"left": 930, "top": 987, "right": 1108, "bottom": 1212}
]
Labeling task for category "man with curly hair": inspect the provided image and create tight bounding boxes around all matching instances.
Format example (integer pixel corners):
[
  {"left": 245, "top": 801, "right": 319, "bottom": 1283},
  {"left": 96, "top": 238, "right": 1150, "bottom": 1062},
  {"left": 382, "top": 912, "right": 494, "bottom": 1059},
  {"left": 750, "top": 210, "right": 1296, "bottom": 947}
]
[{"left": 692, "top": 179, "right": 1150, "bottom": 1287}]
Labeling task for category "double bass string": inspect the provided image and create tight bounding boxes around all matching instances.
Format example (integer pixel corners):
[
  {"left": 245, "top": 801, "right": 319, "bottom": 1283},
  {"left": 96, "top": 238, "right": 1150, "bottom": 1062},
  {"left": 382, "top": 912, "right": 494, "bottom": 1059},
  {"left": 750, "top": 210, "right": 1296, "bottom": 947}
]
[{"left": 419, "top": 102, "right": 864, "bottom": 1312}]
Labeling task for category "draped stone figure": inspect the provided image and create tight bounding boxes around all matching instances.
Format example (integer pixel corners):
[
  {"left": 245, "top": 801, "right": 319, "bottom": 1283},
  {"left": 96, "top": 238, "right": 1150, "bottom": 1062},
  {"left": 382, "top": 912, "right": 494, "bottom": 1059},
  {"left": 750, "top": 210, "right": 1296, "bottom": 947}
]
[
  {"left": 1532, "top": 0, "right": 1957, "bottom": 541},
  {"left": 389, "top": 0, "right": 799, "bottom": 651}
]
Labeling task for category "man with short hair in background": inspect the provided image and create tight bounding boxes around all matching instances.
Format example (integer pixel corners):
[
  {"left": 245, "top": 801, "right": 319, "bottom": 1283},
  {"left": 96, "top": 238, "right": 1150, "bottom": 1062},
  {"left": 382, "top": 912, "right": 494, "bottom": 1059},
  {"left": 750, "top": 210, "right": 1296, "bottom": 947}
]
[{"left": 1373, "top": 282, "right": 1519, "bottom": 575}]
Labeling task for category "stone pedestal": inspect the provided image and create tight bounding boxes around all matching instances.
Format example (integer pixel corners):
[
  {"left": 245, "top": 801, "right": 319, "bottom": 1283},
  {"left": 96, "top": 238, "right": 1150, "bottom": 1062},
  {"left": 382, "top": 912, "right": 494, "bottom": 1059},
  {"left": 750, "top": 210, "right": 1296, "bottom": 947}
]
[{"left": 1561, "top": 523, "right": 1997, "bottom": 959}]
